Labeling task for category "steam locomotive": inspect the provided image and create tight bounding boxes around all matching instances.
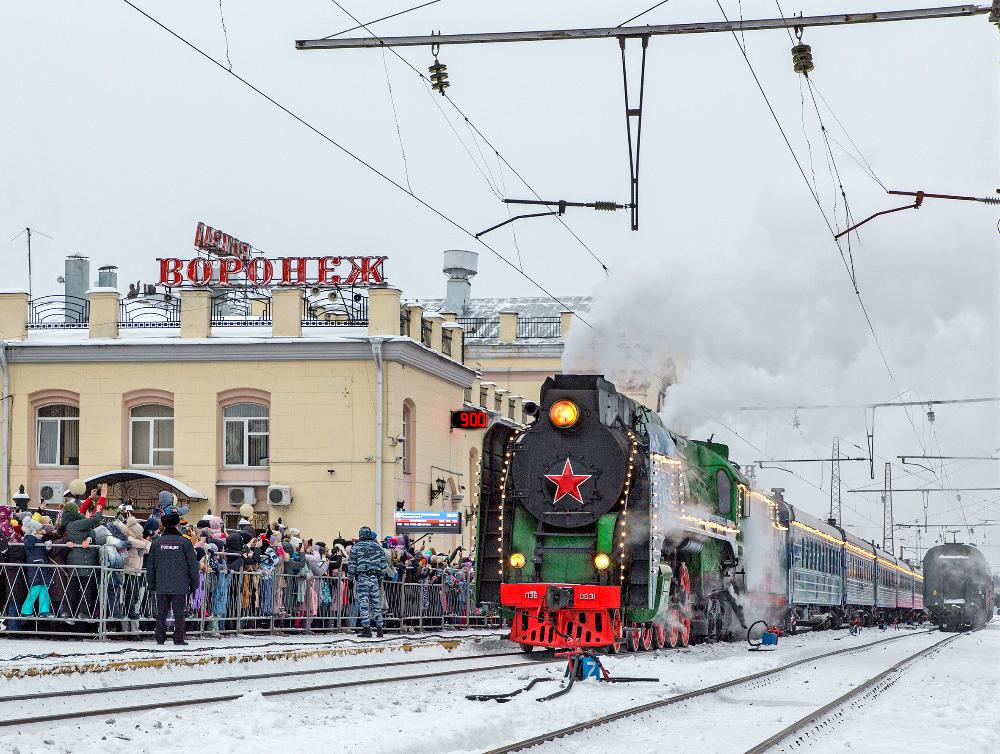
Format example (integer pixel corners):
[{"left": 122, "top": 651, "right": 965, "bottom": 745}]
[
  {"left": 474, "top": 374, "right": 927, "bottom": 652},
  {"left": 923, "top": 543, "right": 994, "bottom": 631}
]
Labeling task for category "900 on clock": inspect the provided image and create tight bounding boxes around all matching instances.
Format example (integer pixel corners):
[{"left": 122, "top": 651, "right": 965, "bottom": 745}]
[{"left": 451, "top": 409, "right": 489, "bottom": 429}]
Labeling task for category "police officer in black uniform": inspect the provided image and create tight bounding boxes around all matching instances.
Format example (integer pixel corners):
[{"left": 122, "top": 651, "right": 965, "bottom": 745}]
[{"left": 145, "top": 510, "right": 199, "bottom": 645}]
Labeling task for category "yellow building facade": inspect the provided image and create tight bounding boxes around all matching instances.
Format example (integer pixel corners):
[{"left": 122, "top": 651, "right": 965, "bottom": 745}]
[{"left": 0, "top": 285, "right": 513, "bottom": 553}]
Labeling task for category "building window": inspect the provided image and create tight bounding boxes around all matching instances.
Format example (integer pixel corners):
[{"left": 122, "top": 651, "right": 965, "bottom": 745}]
[
  {"left": 402, "top": 400, "right": 415, "bottom": 474},
  {"left": 36, "top": 404, "right": 79, "bottom": 466},
  {"left": 480, "top": 387, "right": 487, "bottom": 406},
  {"left": 130, "top": 404, "right": 174, "bottom": 467},
  {"left": 508, "top": 399, "right": 515, "bottom": 420},
  {"left": 224, "top": 403, "right": 269, "bottom": 467},
  {"left": 494, "top": 394, "right": 502, "bottom": 412}
]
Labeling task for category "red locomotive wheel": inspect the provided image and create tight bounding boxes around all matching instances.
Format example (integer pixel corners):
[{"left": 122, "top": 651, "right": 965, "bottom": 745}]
[
  {"left": 678, "top": 563, "right": 693, "bottom": 647},
  {"left": 653, "top": 621, "right": 667, "bottom": 650},
  {"left": 626, "top": 625, "right": 641, "bottom": 652},
  {"left": 679, "top": 613, "right": 692, "bottom": 647},
  {"left": 667, "top": 610, "right": 680, "bottom": 648},
  {"left": 641, "top": 624, "right": 654, "bottom": 651}
]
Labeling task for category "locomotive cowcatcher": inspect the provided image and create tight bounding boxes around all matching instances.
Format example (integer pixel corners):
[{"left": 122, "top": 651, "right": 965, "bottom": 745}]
[{"left": 474, "top": 375, "right": 747, "bottom": 652}]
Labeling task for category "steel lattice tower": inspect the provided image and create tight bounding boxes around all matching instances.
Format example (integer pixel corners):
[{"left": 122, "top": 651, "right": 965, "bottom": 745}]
[
  {"left": 882, "top": 462, "right": 894, "bottom": 552},
  {"left": 829, "top": 436, "right": 842, "bottom": 525}
]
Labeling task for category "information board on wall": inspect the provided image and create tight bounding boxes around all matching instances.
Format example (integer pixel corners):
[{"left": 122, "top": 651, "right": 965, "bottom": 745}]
[{"left": 394, "top": 510, "right": 462, "bottom": 534}]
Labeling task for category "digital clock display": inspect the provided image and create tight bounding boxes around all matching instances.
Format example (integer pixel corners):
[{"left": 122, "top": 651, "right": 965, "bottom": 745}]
[{"left": 451, "top": 409, "right": 489, "bottom": 429}]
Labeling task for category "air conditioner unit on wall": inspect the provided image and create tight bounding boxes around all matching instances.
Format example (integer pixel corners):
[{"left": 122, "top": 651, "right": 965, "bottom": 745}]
[
  {"left": 268, "top": 485, "right": 292, "bottom": 507},
  {"left": 227, "top": 486, "right": 257, "bottom": 507},
  {"left": 38, "top": 481, "right": 67, "bottom": 505}
]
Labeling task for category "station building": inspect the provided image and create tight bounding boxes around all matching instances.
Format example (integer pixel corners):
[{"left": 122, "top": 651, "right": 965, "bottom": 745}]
[{"left": 0, "top": 247, "right": 586, "bottom": 553}]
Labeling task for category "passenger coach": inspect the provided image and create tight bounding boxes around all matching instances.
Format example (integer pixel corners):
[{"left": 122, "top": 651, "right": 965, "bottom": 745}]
[{"left": 743, "top": 489, "right": 923, "bottom": 630}]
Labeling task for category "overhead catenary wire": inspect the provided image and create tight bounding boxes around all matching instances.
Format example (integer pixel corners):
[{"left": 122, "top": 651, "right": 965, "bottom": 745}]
[
  {"left": 714, "top": 0, "right": 898, "bottom": 392},
  {"left": 618, "top": 0, "right": 673, "bottom": 27},
  {"left": 322, "top": 0, "right": 612, "bottom": 276},
  {"left": 321, "top": 0, "right": 442, "bottom": 39},
  {"left": 381, "top": 48, "right": 413, "bottom": 192},
  {"left": 218, "top": 0, "right": 232, "bottom": 71},
  {"left": 116, "top": 0, "right": 590, "bottom": 327}
]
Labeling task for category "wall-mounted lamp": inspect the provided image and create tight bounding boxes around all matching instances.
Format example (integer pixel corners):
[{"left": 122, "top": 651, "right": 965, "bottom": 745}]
[{"left": 429, "top": 477, "right": 447, "bottom": 503}]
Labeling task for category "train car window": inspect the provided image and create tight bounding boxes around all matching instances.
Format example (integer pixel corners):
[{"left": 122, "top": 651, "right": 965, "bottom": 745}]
[{"left": 716, "top": 471, "right": 732, "bottom": 516}]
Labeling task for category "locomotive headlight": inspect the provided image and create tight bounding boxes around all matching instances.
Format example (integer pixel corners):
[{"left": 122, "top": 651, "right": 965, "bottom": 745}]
[
  {"left": 509, "top": 552, "right": 526, "bottom": 569},
  {"left": 549, "top": 399, "right": 580, "bottom": 429},
  {"left": 594, "top": 553, "right": 611, "bottom": 570}
]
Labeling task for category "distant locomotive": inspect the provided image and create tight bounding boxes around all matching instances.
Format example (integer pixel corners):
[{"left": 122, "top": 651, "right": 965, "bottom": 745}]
[
  {"left": 474, "top": 375, "right": 926, "bottom": 652},
  {"left": 923, "top": 543, "right": 994, "bottom": 631}
]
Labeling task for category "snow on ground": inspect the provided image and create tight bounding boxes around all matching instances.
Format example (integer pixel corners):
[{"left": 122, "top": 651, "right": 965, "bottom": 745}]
[
  {"left": 0, "top": 625, "right": 958, "bottom": 754},
  {"left": 538, "top": 629, "right": 950, "bottom": 753},
  {"left": 812, "top": 621, "right": 1000, "bottom": 754},
  {"left": 0, "top": 630, "right": 509, "bottom": 694}
]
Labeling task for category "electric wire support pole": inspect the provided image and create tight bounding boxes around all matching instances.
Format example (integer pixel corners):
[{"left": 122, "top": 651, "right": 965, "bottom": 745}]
[
  {"left": 882, "top": 462, "right": 894, "bottom": 552},
  {"left": 295, "top": 3, "right": 994, "bottom": 234},
  {"left": 829, "top": 436, "right": 842, "bottom": 526}
]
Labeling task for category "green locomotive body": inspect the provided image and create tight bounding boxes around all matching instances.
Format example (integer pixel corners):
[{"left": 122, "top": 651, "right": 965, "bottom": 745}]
[{"left": 475, "top": 374, "right": 749, "bottom": 650}]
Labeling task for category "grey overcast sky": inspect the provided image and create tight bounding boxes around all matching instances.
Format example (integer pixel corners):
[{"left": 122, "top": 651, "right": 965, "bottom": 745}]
[{"left": 2, "top": 2, "right": 998, "bottom": 563}]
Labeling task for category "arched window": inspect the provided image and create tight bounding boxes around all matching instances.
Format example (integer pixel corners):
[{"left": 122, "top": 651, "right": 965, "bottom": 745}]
[
  {"left": 402, "top": 400, "right": 415, "bottom": 475},
  {"left": 36, "top": 404, "right": 80, "bottom": 466},
  {"left": 223, "top": 403, "right": 269, "bottom": 467},
  {"left": 716, "top": 470, "right": 732, "bottom": 516},
  {"left": 130, "top": 404, "right": 174, "bottom": 467}
]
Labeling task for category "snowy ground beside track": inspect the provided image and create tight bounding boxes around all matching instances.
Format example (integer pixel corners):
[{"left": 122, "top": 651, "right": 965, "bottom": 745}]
[
  {"left": 0, "top": 624, "right": 993, "bottom": 754},
  {"left": 814, "top": 621, "right": 1000, "bottom": 754}
]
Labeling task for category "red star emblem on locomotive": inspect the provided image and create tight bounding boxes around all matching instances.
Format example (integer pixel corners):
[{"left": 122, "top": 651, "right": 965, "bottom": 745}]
[{"left": 544, "top": 459, "right": 593, "bottom": 503}]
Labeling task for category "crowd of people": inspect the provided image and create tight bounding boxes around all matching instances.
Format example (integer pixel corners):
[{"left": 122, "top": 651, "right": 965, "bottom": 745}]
[{"left": 0, "top": 481, "right": 484, "bottom": 642}]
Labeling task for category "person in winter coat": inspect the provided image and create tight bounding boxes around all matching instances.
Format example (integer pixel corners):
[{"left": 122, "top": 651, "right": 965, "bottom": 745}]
[
  {"left": 303, "top": 544, "right": 328, "bottom": 631},
  {"left": 78, "top": 484, "right": 108, "bottom": 519},
  {"left": 145, "top": 511, "right": 199, "bottom": 645},
  {"left": 122, "top": 515, "right": 150, "bottom": 626},
  {"left": 346, "top": 526, "right": 388, "bottom": 638},
  {"left": 20, "top": 516, "right": 55, "bottom": 617},
  {"left": 59, "top": 501, "right": 102, "bottom": 621}
]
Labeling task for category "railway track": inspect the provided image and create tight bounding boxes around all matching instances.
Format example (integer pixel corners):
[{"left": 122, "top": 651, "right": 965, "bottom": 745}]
[
  {"left": 485, "top": 629, "right": 943, "bottom": 753},
  {"left": 0, "top": 650, "right": 562, "bottom": 727},
  {"left": 743, "top": 631, "right": 962, "bottom": 753}
]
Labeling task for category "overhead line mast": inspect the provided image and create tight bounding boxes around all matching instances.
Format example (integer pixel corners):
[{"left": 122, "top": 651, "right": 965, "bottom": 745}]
[{"left": 297, "top": 4, "right": 995, "bottom": 232}]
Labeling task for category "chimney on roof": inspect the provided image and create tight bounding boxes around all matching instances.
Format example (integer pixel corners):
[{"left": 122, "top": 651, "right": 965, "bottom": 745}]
[
  {"left": 64, "top": 254, "right": 90, "bottom": 324},
  {"left": 97, "top": 265, "right": 118, "bottom": 290},
  {"left": 443, "top": 249, "right": 477, "bottom": 315}
]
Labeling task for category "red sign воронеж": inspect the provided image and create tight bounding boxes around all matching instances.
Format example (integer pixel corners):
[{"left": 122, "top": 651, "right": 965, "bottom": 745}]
[
  {"left": 160, "top": 221, "right": 389, "bottom": 288},
  {"left": 159, "top": 256, "right": 387, "bottom": 287}
]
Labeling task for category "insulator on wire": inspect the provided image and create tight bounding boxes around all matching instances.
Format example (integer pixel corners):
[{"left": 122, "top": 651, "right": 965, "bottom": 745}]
[
  {"left": 429, "top": 58, "right": 449, "bottom": 95},
  {"left": 791, "top": 43, "right": 814, "bottom": 74},
  {"left": 593, "top": 201, "right": 618, "bottom": 211}
]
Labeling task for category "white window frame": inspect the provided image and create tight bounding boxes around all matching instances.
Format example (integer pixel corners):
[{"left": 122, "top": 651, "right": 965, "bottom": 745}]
[
  {"left": 129, "top": 405, "right": 174, "bottom": 468},
  {"left": 223, "top": 404, "right": 270, "bottom": 468},
  {"left": 35, "top": 405, "right": 79, "bottom": 467},
  {"left": 402, "top": 403, "right": 413, "bottom": 475}
]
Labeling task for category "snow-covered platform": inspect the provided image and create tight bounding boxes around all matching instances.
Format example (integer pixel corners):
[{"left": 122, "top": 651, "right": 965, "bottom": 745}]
[
  {"left": 0, "top": 624, "right": 995, "bottom": 754},
  {"left": 0, "top": 629, "right": 507, "bottom": 677}
]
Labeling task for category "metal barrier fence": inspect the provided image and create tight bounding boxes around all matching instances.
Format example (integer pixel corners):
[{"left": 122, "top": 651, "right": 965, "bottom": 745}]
[{"left": 1, "top": 547, "right": 500, "bottom": 639}]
